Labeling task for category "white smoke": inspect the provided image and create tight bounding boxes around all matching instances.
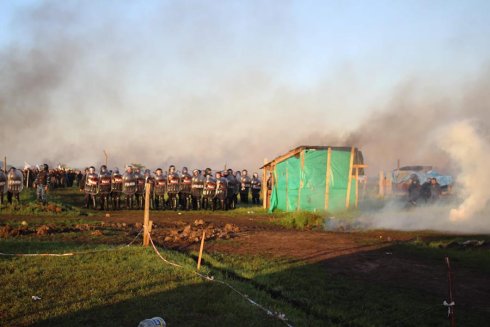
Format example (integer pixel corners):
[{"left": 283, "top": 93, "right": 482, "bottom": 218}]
[
  {"left": 362, "top": 120, "right": 490, "bottom": 233},
  {"left": 439, "top": 120, "right": 490, "bottom": 222}
]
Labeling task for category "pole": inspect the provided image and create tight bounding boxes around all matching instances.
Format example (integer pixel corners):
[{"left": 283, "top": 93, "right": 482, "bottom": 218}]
[
  {"left": 262, "top": 158, "right": 267, "bottom": 209},
  {"left": 103, "top": 150, "right": 108, "bottom": 167},
  {"left": 197, "top": 230, "right": 206, "bottom": 270},
  {"left": 143, "top": 182, "right": 151, "bottom": 246},
  {"left": 445, "top": 257, "right": 456, "bottom": 327},
  {"left": 297, "top": 150, "right": 305, "bottom": 211},
  {"left": 3, "top": 156, "right": 6, "bottom": 173},
  {"left": 379, "top": 171, "right": 385, "bottom": 198},
  {"left": 355, "top": 167, "right": 359, "bottom": 208},
  {"left": 324, "top": 147, "right": 332, "bottom": 211},
  {"left": 345, "top": 147, "right": 355, "bottom": 208}
]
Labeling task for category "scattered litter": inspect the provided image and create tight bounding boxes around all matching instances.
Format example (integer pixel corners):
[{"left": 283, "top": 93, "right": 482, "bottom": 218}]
[
  {"left": 105, "top": 213, "right": 110, "bottom": 218},
  {"left": 138, "top": 316, "right": 166, "bottom": 327},
  {"left": 178, "top": 212, "right": 182, "bottom": 215},
  {"left": 31, "top": 295, "right": 42, "bottom": 301},
  {"left": 21, "top": 221, "right": 28, "bottom": 226},
  {"left": 385, "top": 252, "right": 392, "bottom": 255}
]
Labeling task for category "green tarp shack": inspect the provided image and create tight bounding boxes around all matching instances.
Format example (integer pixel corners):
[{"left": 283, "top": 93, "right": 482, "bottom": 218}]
[{"left": 261, "top": 146, "right": 366, "bottom": 213}]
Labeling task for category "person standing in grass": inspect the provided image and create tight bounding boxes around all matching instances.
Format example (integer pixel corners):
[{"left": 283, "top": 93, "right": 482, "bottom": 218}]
[{"left": 34, "top": 164, "right": 50, "bottom": 205}]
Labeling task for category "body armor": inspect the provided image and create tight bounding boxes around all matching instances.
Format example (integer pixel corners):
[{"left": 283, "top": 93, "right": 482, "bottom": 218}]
[
  {"left": 203, "top": 175, "right": 217, "bottom": 210},
  {"left": 0, "top": 171, "right": 6, "bottom": 205},
  {"left": 180, "top": 172, "right": 192, "bottom": 194},
  {"left": 111, "top": 171, "right": 123, "bottom": 210},
  {"left": 122, "top": 171, "right": 137, "bottom": 195},
  {"left": 167, "top": 173, "right": 180, "bottom": 194},
  {"left": 84, "top": 173, "right": 99, "bottom": 195},
  {"left": 203, "top": 175, "right": 217, "bottom": 198},
  {"left": 111, "top": 172, "right": 123, "bottom": 193},
  {"left": 8, "top": 170, "right": 24, "bottom": 194},
  {"left": 0, "top": 171, "right": 7, "bottom": 194},
  {"left": 226, "top": 174, "right": 237, "bottom": 209},
  {"left": 153, "top": 172, "right": 167, "bottom": 210},
  {"left": 191, "top": 174, "right": 205, "bottom": 197},
  {"left": 98, "top": 172, "right": 112, "bottom": 195},
  {"left": 154, "top": 174, "right": 167, "bottom": 196},
  {"left": 135, "top": 172, "right": 146, "bottom": 195},
  {"left": 191, "top": 173, "right": 205, "bottom": 210},
  {"left": 216, "top": 177, "right": 228, "bottom": 198}
]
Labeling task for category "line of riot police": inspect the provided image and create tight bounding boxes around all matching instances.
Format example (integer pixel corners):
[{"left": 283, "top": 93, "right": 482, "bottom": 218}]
[
  {"left": 81, "top": 165, "right": 262, "bottom": 211},
  {"left": 0, "top": 167, "right": 24, "bottom": 206}
]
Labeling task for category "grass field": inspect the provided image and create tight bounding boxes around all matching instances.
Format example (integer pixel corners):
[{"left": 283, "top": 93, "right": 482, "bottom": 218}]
[{"left": 1, "top": 188, "right": 489, "bottom": 326}]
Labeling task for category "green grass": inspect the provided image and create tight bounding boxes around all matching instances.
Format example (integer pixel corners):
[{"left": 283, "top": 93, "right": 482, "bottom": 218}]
[
  {"left": 0, "top": 240, "right": 287, "bottom": 327},
  {"left": 268, "top": 211, "right": 325, "bottom": 230},
  {"left": 197, "top": 244, "right": 490, "bottom": 327},
  {"left": 0, "top": 188, "right": 85, "bottom": 217},
  {"left": 1, "top": 233, "right": 489, "bottom": 326}
]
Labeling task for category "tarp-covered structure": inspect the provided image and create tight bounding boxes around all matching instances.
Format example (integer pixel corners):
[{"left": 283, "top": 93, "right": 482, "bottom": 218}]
[{"left": 261, "top": 146, "right": 366, "bottom": 213}]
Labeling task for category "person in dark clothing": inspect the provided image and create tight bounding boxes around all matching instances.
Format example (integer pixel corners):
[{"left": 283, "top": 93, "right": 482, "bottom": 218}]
[
  {"left": 429, "top": 178, "right": 441, "bottom": 203},
  {"left": 34, "top": 164, "right": 50, "bottom": 205},
  {"left": 407, "top": 177, "right": 421, "bottom": 206},
  {"left": 420, "top": 178, "right": 432, "bottom": 203}
]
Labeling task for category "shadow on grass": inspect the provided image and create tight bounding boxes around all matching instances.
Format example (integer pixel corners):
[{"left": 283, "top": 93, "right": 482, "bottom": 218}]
[{"left": 2, "top": 240, "right": 489, "bottom": 327}]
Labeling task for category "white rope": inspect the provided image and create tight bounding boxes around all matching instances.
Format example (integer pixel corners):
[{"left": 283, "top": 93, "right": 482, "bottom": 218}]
[
  {"left": 148, "top": 234, "right": 294, "bottom": 327},
  {"left": 443, "top": 300, "right": 455, "bottom": 317},
  {"left": 0, "top": 228, "right": 144, "bottom": 257}
]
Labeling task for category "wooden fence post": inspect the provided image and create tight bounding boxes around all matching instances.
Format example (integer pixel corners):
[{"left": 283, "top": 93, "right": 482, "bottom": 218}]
[
  {"left": 143, "top": 182, "right": 151, "bottom": 246},
  {"left": 197, "top": 230, "right": 206, "bottom": 270}
]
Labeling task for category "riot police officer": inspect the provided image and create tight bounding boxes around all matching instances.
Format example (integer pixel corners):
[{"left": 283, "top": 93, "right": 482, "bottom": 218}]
[
  {"left": 203, "top": 172, "right": 217, "bottom": 210},
  {"left": 83, "top": 166, "right": 98, "bottom": 209},
  {"left": 134, "top": 168, "right": 146, "bottom": 210},
  {"left": 214, "top": 171, "right": 228, "bottom": 210},
  {"left": 225, "top": 169, "right": 238, "bottom": 209},
  {"left": 167, "top": 165, "right": 180, "bottom": 210},
  {"left": 153, "top": 168, "right": 167, "bottom": 210},
  {"left": 122, "top": 166, "right": 137, "bottom": 209},
  {"left": 0, "top": 169, "right": 6, "bottom": 205},
  {"left": 98, "top": 165, "right": 112, "bottom": 210},
  {"left": 7, "top": 167, "right": 23, "bottom": 205},
  {"left": 251, "top": 172, "right": 262, "bottom": 205},
  {"left": 111, "top": 168, "right": 123, "bottom": 210},
  {"left": 179, "top": 167, "right": 192, "bottom": 210},
  {"left": 144, "top": 169, "right": 155, "bottom": 209},
  {"left": 240, "top": 169, "right": 251, "bottom": 204},
  {"left": 191, "top": 169, "right": 205, "bottom": 210}
]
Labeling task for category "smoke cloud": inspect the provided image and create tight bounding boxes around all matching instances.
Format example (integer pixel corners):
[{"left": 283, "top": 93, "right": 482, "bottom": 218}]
[{"left": 2, "top": 2, "right": 490, "bottom": 231}]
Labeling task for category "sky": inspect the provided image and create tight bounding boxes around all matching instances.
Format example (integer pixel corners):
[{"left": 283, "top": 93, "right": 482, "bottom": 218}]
[{"left": 1, "top": 0, "right": 490, "bottom": 173}]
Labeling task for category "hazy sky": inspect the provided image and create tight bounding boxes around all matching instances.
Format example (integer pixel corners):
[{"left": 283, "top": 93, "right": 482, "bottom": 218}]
[{"left": 1, "top": 0, "right": 490, "bottom": 172}]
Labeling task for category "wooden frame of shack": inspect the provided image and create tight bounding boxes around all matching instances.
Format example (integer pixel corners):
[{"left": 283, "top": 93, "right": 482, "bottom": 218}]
[{"left": 261, "top": 146, "right": 366, "bottom": 213}]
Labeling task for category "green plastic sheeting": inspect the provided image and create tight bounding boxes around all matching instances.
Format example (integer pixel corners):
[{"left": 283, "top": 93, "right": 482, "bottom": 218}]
[{"left": 269, "top": 148, "right": 356, "bottom": 213}]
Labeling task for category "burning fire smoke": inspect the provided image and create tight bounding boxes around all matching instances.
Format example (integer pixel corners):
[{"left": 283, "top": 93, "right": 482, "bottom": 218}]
[{"left": 439, "top": 120, "right": 490, "bottom": 222}]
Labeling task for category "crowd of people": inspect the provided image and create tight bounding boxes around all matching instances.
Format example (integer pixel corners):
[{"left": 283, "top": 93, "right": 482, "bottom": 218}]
[
  {"left": 81, "top": 165, "right": 263, "bottom": 211},
  {"left": 407, "top": 175, "right": 442, "bottom": 207},
  {"left": 0, "top": 163, "right": 264, "bottom": 211}
]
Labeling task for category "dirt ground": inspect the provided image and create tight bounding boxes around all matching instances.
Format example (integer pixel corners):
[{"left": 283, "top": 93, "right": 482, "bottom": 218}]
[{"left": 2, "top": 211, "right": 489, "bottom": 315}]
